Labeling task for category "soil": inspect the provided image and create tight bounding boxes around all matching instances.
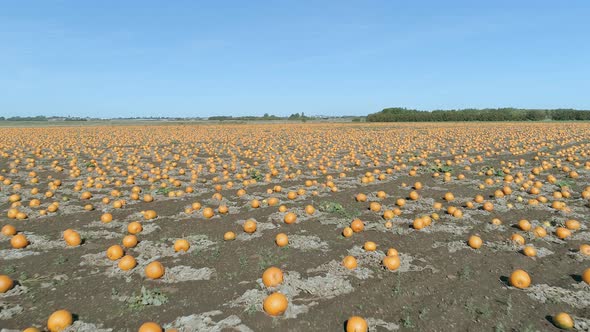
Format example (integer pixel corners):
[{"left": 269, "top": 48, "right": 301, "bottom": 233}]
[{"left": 1, "top": 122, "right": 589, "bottom": 331}]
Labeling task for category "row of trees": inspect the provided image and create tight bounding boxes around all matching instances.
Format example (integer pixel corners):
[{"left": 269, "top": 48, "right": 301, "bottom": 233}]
[{"left": 366, "top": 108, "right": 590, "bottom": 122}]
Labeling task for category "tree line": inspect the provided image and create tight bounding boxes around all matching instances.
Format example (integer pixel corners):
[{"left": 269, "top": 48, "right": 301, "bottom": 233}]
[{"left": 366, "top": 108, "right": 590, "bottom": 122}]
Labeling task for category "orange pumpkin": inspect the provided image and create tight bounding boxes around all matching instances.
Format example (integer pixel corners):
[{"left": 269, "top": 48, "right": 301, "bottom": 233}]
[
  {"left": 263, "top": 292, "right": 288, "bottom": 316},
  {"left": 553, "top": 312, "right": 574, "bottom": 330},
  {"left": 1, "top": 224, "right": 17, "bottom": 236},
  {"left": 275, "top": 233, "right": 288, "bottom": 247},
  {"left": 10, "top": 234, "right": 29, "bottom": 249},
  {"left": 382, "top": 255, "right": 401, "bottom": 271},
  {"left": 523, "top": 246, "right": 537, "bottom": 257},
  {"left": 174, "top": 239, "right": 190, "bottom": 252},
  {"left": 342, "top": 227, "right": 353, "bottom": 237},
  {"left": 203, "top": 207, "right": 215, "bottom": 219},
  {"left": 145, "top": 261, "right": 165, "bottom": 279},
  {"left": 509, "top": 269, "right": 531, "bottom": 289},
  {"left": 223, "top": 231, "right": 236, "bottom": 241},
  {"left": 118, "top": 255, "right": 137, "bottom": 271},
  {"left": 0, "top": 275, "right": 14, "bottom": 293},
  {"left": 262, "top": 267, "right": 284, "bottom": 287},
  {"left": 47, "top": 309, "right": 73, "bottom": 332},
  {"left": 64, "top": 231, "right": 82, "bottom": 247},
  {"left": 351, "top": 219, "right": 364, "bottom": 232},
  {"left": 364, "top": 241, "right": 377, "bottom": 251},
  {"left": 582, "top": 268, "right": 590, "bottom": 284},
  {"left": 555, "top": 227, "right": 571, "bottom": 239},
  {"left": 122, "top": 235, "right": 138, "bottom": 248},
  {"left": 283, "top": 212, "right": 297, "bottom": 224},
  {"left": 127, "top": 221, "right": 143, "bottom": 234},
  {"left": 467, "top": 235, "right": 482, "bottom": 249},
  {"left": 342, "top": 256, "right": 357, "bottom": 270},
  {"left": 138, "top": 322, "right": 163, "bottom": 332},
  {"left": 107, "top": 245, "right": 124, "bottom": 260},
  {"left": 346, "top": 316, "right": 368, "bottom": 332},
  {"left": 243, "top": 220, "right": 257, "bottom": 233},
  {"left": 100, "top": 213, "right": 113, "bottom": 223}
]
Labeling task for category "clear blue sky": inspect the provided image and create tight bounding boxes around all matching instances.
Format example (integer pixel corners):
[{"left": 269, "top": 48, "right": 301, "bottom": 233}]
[{"left": 1, "top": 1, "right": 589, "bottom": 118}]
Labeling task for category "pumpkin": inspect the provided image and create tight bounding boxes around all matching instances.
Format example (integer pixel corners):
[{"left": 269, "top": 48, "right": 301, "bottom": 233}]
[
  {"left": 553, "top": 312, "right": 574, "bottom": 330},
  {"left": 346, "top": 316, "right": 368, "bottom": 332},
  {"left": 223, "top": 231, "right": 236, "bottom": 241},
  {"left": 118, "top": 255, "right": 137, "bottom": 271},
  {"left": 555, "top": 227, "right": 571, "bottom": 239},
  {"left": 342, "top": 256, "right": 357, "bottom": 270},
  {"left": 122, "top": 235, "right": 138, "bottom": 248},
  {"left": 369, "top": 202, "right": 381, "bottom": 212},
  {"left": 1, "top": 224, "right": 16, "bottom": 236},
  {"left": 386, "top": 248, "right": 398, "bottom": 257},
  {"left": 174, "top": 239, "right": 190, "bottom": 252},
  {"left": 509, "top": 269, "right": 531, "bottom": 289},
  {"left": 101, "top": 213, "right": 113, "bottom": 223},
  {"left": 127, "top": 221, "right": 143, "bottom": 234},
  {"left": 64, "top": 231, "right": 82, "bottom": 246},
  {"left": 579, "top": 244, "right": 590, "bottom": 256},
  {"left": 138, "top": 322, "right": 163, "bottom": 332},
  {"left": 0, "top": 275, "right": 14, "bottom": 293},
  {"left": 283, "top": 212, "right": 297, "bottom": 224},
  {"left": 275, "top": 233, "right": 288, "bottom": 247},
  {"left": 413, "top": 218, "right": 425, "bottom": 230},
  {"left": 517, "top": 219, "right": 531, "bottom": 231},
  {"left": 47, "top": 309, "right": 73, "bottom": 332},
  {"left": 523, "top": 246, "right": 537, "bottom": 257},
  {"left": 533, "top": 226, "right": 547, "bottom": 238},
  {"left": 263, "top": 292, "right": 288, "bottom": 316},
  {"left": 243, "top": 220, "right": 257, "bottom": 233},
  {"left": 582, "top": 267, "right": 590, "bottom": 284},
  {"left": 107, "top": 245, "right": 124, "bottom": 260},
  {"left": 510, "top": 234, "right": 525, "bottom": 245},
  {"left": 467, "top": 235, "right": 482, "bottom": 249},
  {"left": 355, "top": 193, "right": 367, "bottom": 202},
  {"left": 364, "top": 241, "right": 377, "bottom": 251},
  {"left": 565, "top": 219, "right": 580, "bottom": 230},
  {"left": 351, "top": 219, "right": 364, "bottom": 232},
  {"left": 342, "top": 227, "right": 353, "bottom": 237},
  {"left": 23, "top": 328, "right": 41, "bottom": 332},
  {"left": 145, "top": 261, "right": 165, "bottom": 279},
  {"left": 144, "top": 210, "right": 158, "bottom": 220},
  {"left": 383, "top": 255, "right": 401, "bottom": 270},
  {"left": 10, "top": 234, "right": 29, "bottom": 249},
  {"left": 262, "top": 267, "right": 284, "bottom": 287}
]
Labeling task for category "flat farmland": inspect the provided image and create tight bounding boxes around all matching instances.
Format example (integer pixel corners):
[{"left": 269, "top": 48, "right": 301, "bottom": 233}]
[{"left": 1, "top": 122, "right": 590, "bottom": 331}]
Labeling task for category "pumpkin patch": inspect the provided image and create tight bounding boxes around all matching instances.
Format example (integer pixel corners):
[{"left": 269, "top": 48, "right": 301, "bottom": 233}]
[{"left": 0, "top": 122, "right": 589, "bottom": 330}]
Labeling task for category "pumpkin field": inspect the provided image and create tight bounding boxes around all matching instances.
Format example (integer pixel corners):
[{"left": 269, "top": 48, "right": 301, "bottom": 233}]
[{"left": 1, "top": 122, "right": 590, "bottom": 332}]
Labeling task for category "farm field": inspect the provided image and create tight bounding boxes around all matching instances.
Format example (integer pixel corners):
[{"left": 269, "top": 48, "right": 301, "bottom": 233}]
[{"left": 1, "top": 122, "right": 590, "bottom": 331}]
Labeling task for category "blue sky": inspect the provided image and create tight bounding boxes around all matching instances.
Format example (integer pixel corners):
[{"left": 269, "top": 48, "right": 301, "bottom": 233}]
[{"left": 1, "top": 1, "right": 589, "bottom": 118}]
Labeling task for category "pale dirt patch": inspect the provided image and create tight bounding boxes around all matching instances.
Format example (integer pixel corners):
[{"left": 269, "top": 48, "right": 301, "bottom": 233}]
[
  {"left": 0, "top": 284, "right": 28, "bottom": 298},
  {"left": 63, "top": 321, "right": 113, "bottom": 332},
  {"left": 307, "top": 259, "right": 374, "bottom": 280},
  {"left": 164, "top": 310, "right": 253, "bottom": 332},
  {"left": 573, "top": 315, "right": 590, "bottom": 332},
  {"left": 0, "top": 302, "right": 22, "bottom": 320},
  {"left": 160, "top": 266, "right": 215, "bottom": 283},
  {"left": 526, "top": 284, "right": 590, "bottom": 308},
  {"left": 0, "top": 249, "right": 40, "bottom": 260},
  {"left": 367, "top": 317, "right": 400, "bottom": 331},
  {"left": 80, "top": 229, "right": 121, "bottom": 240},
  {"left": 287, "top": 234, "right": 328, "bottom": 251}
]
